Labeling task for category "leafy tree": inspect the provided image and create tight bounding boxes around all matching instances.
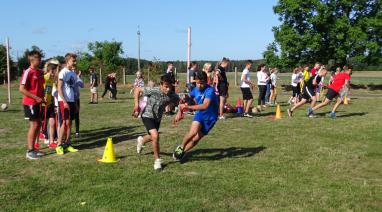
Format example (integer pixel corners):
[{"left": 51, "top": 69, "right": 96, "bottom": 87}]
[
  {"left": 266, "top": 0, "right": 382, "bottom": 68},
  {"left": 88, "top": 40, "right": 124, "bottom": 75}
]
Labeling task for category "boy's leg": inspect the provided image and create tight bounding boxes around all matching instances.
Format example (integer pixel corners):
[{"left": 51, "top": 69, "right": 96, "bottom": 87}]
[
  {"left": 312, "top": 98, "right": 331, "bottom": 111},
  {"left": 57, "top": 120, "right": 67, "bottom": 145},
  {"left": 48, "top": 118, "right": 55, "bottom": 143},
  {"left": 181, "top": 121, "right": 203, "bottom": 151},
  {"left": 310, "top": 96, "right": 317, "bottom": 108},
  {"left": 246, "top": 99, "right": 253, "bottom": 113},
  {"left": 148, "top": 129, "right": 160, "bottom": 160},
  {"left": 27, "top": 120, "right": 39, "bottom": 150},
  {"left": 331, "top": 97, "right": 343, "bottom": 113},
  {"left": 243, "top": 100, "right": 247, "bottom": 113},
  {"left": 290, "top": 98, "right": 307, "bottom": 112},
  {"left": 219, "top": 96, "right": 226, "bottom": 116}
]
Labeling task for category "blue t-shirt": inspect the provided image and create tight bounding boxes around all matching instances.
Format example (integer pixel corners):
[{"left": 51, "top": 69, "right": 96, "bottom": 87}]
[{"left": 190, "top": 85, "right": 219, "bottom": 120}]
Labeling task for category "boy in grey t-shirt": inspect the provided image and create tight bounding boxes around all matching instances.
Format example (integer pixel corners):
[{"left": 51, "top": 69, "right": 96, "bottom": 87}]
[{"left": 133, "top": 75, "right": 180, "bottom": 170}]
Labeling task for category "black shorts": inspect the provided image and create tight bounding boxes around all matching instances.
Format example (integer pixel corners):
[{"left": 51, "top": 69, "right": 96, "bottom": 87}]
[
  {"left": 240, "top": 87, "right": 253, "bottom": 100},
  {"left": 326, "top": 88, "right": 339, "bottom": 100},
  {"left": 142, "top": 117, "right": 161, "bottom": 134},
  {"left": 271, "top": 85, "right": 276, "bottom": 90},
  {"left": 58, "top": 101, "right": 76, "bottom": 120},
  {"left": 301, "top": 86, "right": 315, "bottom": 100},
  {"left": 218, "top": 83, "right": 228, "bottom": 97},
  {"left": 292, "top": 86, "right": 300, "bottom": 97},
  {"left": 43, "top": 104, "right": 55, "bottom": 119},
  {"left": 24, "top": 104, "right": 43, "bottom": 120}
]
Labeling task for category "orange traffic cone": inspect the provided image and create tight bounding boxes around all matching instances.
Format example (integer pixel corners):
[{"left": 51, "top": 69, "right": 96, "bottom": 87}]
[
  {"left": 98, "top": 137, "right": 119, "bottom": 163},
  {"left": 275, "top": 104, "right": 282, "bottom": 120},
  {"left": 236, "top": 97, "right": 243, "bottom": 114}
]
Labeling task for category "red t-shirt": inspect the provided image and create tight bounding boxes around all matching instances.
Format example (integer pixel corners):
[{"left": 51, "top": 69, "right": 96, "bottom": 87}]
[
  {"left": 20, "top": 67, "right": 45, "bottom": 105},
  {"left": 310, "top": 68, "right": 317, "bottom": 76},
  {"left": 329, "top": 72, "right": 351, "bottom": 92}
]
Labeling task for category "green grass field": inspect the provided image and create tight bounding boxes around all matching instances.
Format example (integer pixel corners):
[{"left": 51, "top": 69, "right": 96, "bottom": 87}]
[{"left": 0, "top": 72, "right": 382, "bottom": 211}]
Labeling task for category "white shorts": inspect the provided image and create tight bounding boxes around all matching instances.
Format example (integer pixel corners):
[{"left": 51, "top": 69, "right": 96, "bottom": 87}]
[{"left": 90, "top": 87, "right": 98, "bottom": 93}]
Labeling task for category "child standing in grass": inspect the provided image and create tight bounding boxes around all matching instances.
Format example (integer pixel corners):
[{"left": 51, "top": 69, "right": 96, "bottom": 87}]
[
  {"left": 43, "top": 60, "right": 59, "bottom": 149},
  {"left": 216, "top": 58, "right": 230, "bottom": 119},
  {"left": 256, "top": 64, "right": 268, "bottom": 111},
  {"left": 288, "top": 68, "right": 302, "bottom": 105},
  {"left": 269, "top": 68, "right": 278, "bottom": 105},
  {"left": 308, "top": 68, "right": 352, "bottom": 118},
  {"left": 133, "top": 75, "right": 180, "bottom": 170},
  {"left": 89, "top": 67, "right": 98, "bottom": 104},
  {"left": 56, "top": 53, "right": 79, "bottom": 155},
  {"left": 202, "top": 63, "right": 213, "bottom": 86},
  {"left": 73, "top": 67, "right": 84, "bottom": 138},
  {"left": 172, "top": 71, "right": 219, "bottom": 161},
  {"left": 19, "top": 50, "right": 45, "bottom": 159},
  {"left": 240, "top": 60, "right": 254, "bottom": 117}
]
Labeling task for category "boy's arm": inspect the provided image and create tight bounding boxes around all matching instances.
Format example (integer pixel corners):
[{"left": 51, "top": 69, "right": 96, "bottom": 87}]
[
  {"left": 19, "top": 84, "right": 43, "bottom": 104},
  {"left": 76, "top": 76, "right": 84, "bottom": 88},
  {"left": 133, "top": 87, "right": 144, "bottom": 117},
  {"left": 184, "top": 98, "right": 211, "bottom": 111},
  {"left": 57, "top": 79, "right": 68, "bottom": 107}
]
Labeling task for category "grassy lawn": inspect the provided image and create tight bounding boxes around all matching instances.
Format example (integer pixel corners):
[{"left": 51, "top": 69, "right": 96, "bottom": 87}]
[{"left": 0, "top": 72, "right": 381, "bottom": 211}]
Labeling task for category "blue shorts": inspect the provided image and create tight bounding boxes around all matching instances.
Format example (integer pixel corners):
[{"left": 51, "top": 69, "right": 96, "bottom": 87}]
[{"left": 193, "top": 113, "right": 217, "bottom": 135}]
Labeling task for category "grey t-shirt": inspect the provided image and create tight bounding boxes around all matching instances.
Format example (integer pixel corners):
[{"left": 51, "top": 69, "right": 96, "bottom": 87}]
[{"left": 141, "top": 87, "right": 180, "bottom": 120}]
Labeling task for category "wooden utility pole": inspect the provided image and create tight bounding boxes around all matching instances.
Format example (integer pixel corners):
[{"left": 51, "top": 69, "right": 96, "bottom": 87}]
[
  {"left": 187, "top": 27, "right": 191, "bottom": 84},
  {"left": 6, "top": 37, "right": 11, "bottom": 104},
  {"left": 137, "top": 26, "right": 141, "bottom": 72}
]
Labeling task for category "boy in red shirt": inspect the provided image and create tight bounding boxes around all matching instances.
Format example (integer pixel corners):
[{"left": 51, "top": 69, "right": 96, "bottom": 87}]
[
  {"left": 19, "top": 50, "right": 45, "bottom": 159},
  {"left": 308, "top": 68, "right": 352, "bottom": 118}
]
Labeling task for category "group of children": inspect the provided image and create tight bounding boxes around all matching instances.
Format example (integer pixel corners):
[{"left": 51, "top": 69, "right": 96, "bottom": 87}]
[
  {"left": 287, "top": 64, "right": 352, "bottom": 118},
  {"left": 20, "top": 51, "right": 84, "bottom": 159},
  {"left": 21, "top": 52, "right": 352, "bottom": 171}
]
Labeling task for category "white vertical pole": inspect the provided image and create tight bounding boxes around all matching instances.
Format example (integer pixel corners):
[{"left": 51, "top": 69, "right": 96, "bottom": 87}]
[
  {"left": 235, "top": 67, "right": 237, "bottom": 87},
  {"left": 187, "top": 27, "right": 191, "bottom": 84},
  {"left": 99, "top": 67, "right": 102, "bottom": 86},
  {"left": 123, "top": 67, "right": 126, "bottom": 85},
  {"left": 137, "top": 26, "right": 141, "bottom": 72},
  {"left": 6, "top": 37, "right": 11, "bottom": 104},
  {"left": 174, "top": 67, "right": 177, "bottom": 80}
]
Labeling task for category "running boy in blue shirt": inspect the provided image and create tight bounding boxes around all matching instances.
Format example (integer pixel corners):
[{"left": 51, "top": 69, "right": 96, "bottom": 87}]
[{"left": 173, "top": 71, "right": 219, "bottom": 161}]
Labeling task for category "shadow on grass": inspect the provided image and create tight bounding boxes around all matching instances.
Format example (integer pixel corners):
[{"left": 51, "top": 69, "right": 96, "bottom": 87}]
[
  {"left": 73, "top": 126, "right": 145, "bottom": 150},
  {"left": 168, "top": 146, "right": 266, "bottom": 163},
  {"left": 314, "top": 112, "right": 367, "bottom": 118},
  {"left": 337, "top": 112, "right": 368, "bottom": 118}
]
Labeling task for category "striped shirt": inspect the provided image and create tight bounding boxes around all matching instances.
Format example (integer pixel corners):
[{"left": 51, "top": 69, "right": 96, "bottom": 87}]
[{"left": 141, "top": 87, "right": 180, "bottom": 120}]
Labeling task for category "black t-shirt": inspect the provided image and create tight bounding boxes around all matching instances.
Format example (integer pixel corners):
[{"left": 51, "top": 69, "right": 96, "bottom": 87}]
[
  {"left": 306, "top": 75, "right": 322, "bottom": 90},
  {"left": 165, "top": 71, "right": 176, "bottom": 84},
  {"left": 91, "top": 73, "right": 98, "bottom": 87},
  {"left": 188, "top": 69, "right": 196, "bottom": 85},
  {"left": 218, "top": 66, "right": 228, "bottom": 85}
]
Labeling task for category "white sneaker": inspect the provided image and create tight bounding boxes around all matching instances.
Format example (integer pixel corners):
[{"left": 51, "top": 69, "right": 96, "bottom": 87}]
[
  {"left": 44, "top": 139, "right": 49, "bottom": 145},
  {"left": 218, "top": 116, "right": 226, "bottom": 120},
  {"left": 137, "top": 136, "right": 144, "bottom": 154},
  {"left": 154, "top": 158, "right": 163, "bottom": 170}
]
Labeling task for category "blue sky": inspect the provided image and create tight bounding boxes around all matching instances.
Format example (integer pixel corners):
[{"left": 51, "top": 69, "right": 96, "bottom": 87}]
[{"left": 0, "top": 0, "right": 279, "bottom": 61}]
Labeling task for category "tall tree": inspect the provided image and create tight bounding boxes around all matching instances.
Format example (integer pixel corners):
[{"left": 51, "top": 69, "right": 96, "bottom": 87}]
[
  {"left": 88, "top": 40, "right": 124, "bottom": 74},
  {"left": 266, "top": 0, "right": 382, "bottom": 68}
]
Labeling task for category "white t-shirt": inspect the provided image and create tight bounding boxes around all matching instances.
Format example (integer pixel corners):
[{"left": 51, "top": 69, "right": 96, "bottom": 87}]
[
  {"left": 257, "top": 71, "right": 268, "bottom": 86},
  {"left": 58, "top": 67, "right": 77, "bottom": 102},
  {"left": 52, "top": 85, "right": 58, "bottom": 107},
  {"left": 291, "top": 73, "right": 302, "bottom": 87},
  {"left": 270, "top": 73, "right": 277, "bottom": 86},
  {"left": 240, "top": 69, "right": 251, "bottom": 88}
]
